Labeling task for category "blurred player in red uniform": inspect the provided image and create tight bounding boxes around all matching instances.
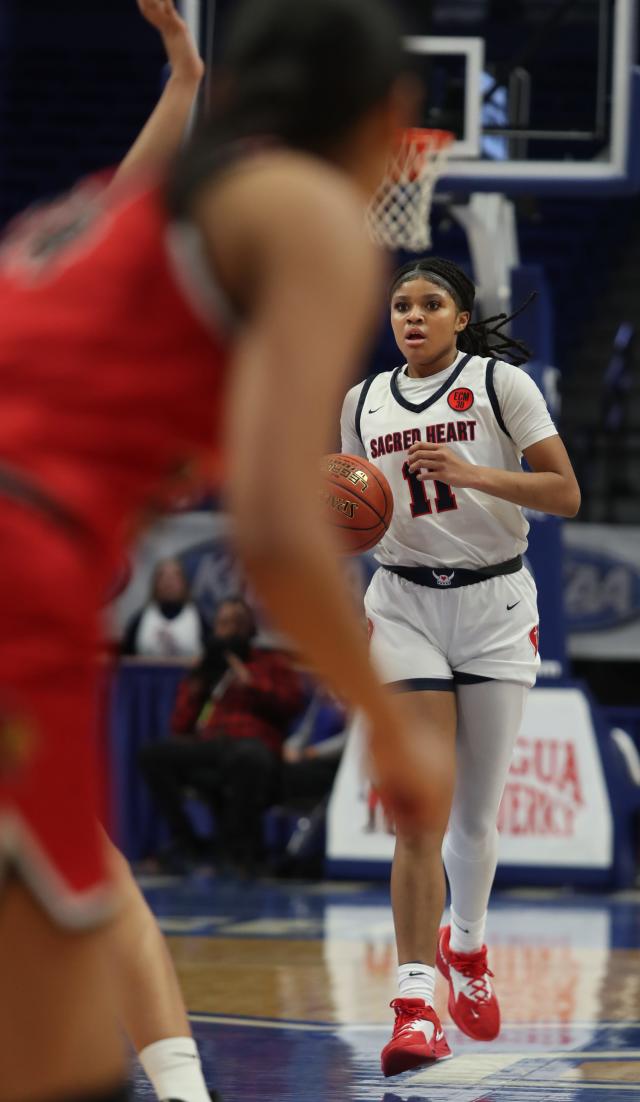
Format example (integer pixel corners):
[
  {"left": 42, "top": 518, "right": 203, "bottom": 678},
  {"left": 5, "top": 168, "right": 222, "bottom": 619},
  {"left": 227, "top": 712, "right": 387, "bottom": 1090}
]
[
  {"left": 0, "top": 1, "right": 450, "bottom": 1101},
  {"left": 99, "top": 10, "right": 220, "bottom": 1101},
  {"left": 2, "top": 6, "right": 220, "bottom": 1101}
]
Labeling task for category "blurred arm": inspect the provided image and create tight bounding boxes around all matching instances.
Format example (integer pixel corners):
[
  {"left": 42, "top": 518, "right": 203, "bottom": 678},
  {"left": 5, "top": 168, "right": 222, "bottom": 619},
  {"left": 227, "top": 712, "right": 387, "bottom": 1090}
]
[
  {"left": 203, "top": 166, "right": 387, "bottom": 709},
  {"left": 194, "top": 160, "right": 420, "bottom": 791},
  {"left": 112, "top": 0, "right": 204, "bottom": 189}
]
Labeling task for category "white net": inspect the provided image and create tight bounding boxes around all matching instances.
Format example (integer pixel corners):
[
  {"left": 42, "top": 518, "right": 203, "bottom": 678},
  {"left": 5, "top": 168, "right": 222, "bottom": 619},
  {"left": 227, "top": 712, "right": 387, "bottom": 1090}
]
[{"left": 366, "top": 129, "right": 454, "bottom": 252}]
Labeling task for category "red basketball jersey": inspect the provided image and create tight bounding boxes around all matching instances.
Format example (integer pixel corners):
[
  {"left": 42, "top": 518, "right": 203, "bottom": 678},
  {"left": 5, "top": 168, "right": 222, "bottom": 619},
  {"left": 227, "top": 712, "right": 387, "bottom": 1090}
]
[{"left": 0, "top": 172, "right": 231, "bottom": 576}]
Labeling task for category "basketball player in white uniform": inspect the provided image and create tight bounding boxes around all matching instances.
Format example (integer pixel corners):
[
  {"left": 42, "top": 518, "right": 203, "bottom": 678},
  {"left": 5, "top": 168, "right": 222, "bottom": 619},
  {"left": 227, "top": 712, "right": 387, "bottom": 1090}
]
[{"left": 341, "top": 257, "right": 581, "bottom": 1077}]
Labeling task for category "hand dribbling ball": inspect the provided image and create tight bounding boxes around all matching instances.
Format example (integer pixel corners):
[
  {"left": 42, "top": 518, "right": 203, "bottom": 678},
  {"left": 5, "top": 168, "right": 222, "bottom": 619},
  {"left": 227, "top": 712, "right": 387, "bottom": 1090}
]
[{"left": 321, "top": 453, "right": 393, "bottom": 554}]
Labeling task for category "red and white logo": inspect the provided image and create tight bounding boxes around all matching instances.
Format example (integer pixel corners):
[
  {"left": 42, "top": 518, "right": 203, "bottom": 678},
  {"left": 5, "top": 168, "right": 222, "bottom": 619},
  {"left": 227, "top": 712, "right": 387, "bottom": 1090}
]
[
  {"left": 529, "top": 624, "right": 539, "bottom": 656},
  {"left": 447, "top": 387, "right": 474, "bottom": 412},
  {"left": 432, "top": 570, "right": 455, "bottom": 587},
  {"left": 499, "top": 732, "right": 584, "bottom": 838}
]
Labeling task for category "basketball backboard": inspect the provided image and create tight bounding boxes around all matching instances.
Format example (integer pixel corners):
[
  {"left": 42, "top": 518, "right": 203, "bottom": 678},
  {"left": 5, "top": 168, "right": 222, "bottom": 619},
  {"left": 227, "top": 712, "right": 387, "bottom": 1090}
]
[{"left": 406, "top": 0, "right": 639, "bottom": 196}]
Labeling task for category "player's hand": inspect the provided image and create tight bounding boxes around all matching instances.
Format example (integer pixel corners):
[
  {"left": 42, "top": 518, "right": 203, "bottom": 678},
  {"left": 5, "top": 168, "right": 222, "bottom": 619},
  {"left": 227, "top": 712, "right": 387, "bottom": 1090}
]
[
  {"left": 137, "top": 0, "right": 205, "bottom": 85},
  {"left": 407, "top": 442, "right": 478, "bottom": 487}
]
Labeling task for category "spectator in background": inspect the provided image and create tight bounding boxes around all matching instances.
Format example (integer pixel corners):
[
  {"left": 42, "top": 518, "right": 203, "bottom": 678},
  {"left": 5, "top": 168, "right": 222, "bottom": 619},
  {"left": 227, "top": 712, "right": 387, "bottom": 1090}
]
[
  {"left": 121, "top": 556, "right": 208, "bottom": 657},
  {"left": 139, "top": 596, "right": 306, "bottom": 871}
]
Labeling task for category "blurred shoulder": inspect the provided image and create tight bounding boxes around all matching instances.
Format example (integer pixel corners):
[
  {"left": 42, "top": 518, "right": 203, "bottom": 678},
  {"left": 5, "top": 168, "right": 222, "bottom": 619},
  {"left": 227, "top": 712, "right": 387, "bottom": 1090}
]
[{"left": 194, "top": 150, "right": 371, "bottom": 250}]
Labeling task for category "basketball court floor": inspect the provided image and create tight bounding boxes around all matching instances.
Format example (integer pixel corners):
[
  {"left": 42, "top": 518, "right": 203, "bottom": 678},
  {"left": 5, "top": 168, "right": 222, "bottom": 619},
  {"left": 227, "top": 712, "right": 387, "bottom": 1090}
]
[{"left": 131, "top": 872, "right": 640, "bottom": 1101}]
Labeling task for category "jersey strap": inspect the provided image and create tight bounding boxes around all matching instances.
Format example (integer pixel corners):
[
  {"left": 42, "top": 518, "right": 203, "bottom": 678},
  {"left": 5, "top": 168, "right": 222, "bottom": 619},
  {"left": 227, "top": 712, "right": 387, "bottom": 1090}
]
[
  {"left": 384, "top": 555, "right": 522, "bottom": 589},
  {"left": 354, "top": 373, "right": 379, "bottom": 448},
  {"left": 485, "top": 358, "right": 512, "bottom": 440}
]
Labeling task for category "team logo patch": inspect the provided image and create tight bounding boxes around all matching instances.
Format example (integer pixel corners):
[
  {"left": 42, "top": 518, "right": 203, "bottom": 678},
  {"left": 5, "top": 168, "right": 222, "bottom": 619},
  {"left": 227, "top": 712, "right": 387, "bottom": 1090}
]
[
  {"left": 529, "top": 624, "right": 539, "bottom": 656},
  {"left": 447, "top": 387, "right": 474, "bottom": 412},
  {"left": 433, "top": 570, "right": 455, "bottom": 587}
]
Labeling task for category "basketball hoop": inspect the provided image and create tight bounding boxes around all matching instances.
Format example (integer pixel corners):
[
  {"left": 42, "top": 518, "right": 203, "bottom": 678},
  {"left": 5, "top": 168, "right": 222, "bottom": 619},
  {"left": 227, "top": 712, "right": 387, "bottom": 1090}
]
[{"left": 367, "top": 128, "right": 454, "bottom": 252}]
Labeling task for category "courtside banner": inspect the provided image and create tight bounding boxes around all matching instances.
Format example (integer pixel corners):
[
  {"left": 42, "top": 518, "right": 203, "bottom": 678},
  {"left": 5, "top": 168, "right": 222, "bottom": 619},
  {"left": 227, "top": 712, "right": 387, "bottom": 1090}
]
[
  {"left": 110, "top": 510, "right": 370, "bottom": 641},
  {"left": 497, "top": 688, "right": 612, "bottom": 869},
  {"left": 563, "top": 523, "right": 640, "bottom": 660},
  {"left": 525, "top": 512, "right": 566, "bottom": 678},
  {"left": 326, "top": 687, "right": 614, "bottom": 878}
]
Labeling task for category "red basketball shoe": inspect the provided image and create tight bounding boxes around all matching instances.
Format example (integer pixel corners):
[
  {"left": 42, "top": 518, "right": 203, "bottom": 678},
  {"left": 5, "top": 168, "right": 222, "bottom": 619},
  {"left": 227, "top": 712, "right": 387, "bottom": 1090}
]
[
  {"left": 380, "top": 998, "right": 452, "bottom": 1077},
  {"left": 436, "top": 925, "right": 500, "bottom": 1041}
]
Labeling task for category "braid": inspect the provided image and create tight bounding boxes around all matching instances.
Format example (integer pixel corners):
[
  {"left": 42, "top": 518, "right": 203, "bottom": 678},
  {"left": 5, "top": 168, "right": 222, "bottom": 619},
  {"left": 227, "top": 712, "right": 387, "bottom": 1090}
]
[
  {"left": 458, "top": 294, "right": 536, "bottom": 366},
  {"left": 389, "top": 256, "right": 536, "bottom": 366}
]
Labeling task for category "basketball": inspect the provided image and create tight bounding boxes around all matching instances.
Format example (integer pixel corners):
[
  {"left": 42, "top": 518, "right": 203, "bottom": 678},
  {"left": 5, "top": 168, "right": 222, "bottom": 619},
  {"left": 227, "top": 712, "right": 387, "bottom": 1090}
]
[{"left": 321, "top": 453, "right": 393, "bottom": 554}]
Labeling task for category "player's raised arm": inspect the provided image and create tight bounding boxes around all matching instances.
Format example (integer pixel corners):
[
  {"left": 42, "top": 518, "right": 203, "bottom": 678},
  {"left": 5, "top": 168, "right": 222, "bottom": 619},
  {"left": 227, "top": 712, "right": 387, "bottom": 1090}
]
[
  {"left": 193, "top": 157, "right": 450, "bottom": 832},
  {"left": 113, "top": 1, "right": 204, "bottom": 188}
]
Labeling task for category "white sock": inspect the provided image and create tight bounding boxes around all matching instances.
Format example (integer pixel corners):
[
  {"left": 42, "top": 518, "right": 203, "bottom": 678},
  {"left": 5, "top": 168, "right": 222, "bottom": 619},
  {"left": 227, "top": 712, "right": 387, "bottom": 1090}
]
[
  {"left": 138, "top": 1036, "right": 210, "bottom": 1102},
  {"left": 397, "top": 962, "right": 435, "bottom": 1006},
  {"left": 449, "top": 908, "right": 487, "bottom": 954}
]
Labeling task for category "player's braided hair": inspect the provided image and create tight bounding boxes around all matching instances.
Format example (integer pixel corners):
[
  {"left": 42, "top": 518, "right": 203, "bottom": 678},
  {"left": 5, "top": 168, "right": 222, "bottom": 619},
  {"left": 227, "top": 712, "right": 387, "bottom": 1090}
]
[{"left": 389, "top": 257, "right": 534, "bottom": 366}]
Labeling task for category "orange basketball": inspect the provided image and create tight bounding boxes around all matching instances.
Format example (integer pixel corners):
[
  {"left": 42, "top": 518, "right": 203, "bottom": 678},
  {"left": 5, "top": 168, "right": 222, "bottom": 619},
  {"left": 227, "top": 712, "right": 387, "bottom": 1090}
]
[{"left": 321, "top": 453, "right": 393, "bottom": 554}]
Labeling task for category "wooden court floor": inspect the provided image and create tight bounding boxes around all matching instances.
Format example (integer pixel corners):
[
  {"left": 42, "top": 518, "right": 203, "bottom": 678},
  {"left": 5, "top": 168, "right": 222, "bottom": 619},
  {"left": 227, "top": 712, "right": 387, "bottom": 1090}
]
[{"left": 131, "top": 871, "right": 640, "bottom": 1101}]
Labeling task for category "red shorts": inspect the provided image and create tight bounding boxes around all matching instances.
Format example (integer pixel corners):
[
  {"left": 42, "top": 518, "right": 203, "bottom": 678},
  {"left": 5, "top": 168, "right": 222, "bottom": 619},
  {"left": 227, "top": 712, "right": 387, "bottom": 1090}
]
[{"left": 0, "top": 503, "right": 114, "bottom": 928}]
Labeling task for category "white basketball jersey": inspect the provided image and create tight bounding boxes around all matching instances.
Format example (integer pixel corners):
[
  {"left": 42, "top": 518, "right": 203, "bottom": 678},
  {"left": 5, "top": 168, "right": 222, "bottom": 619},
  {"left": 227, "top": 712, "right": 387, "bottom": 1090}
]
[{"left": 341, "top": 352, "right": 557, "bottom": 570}]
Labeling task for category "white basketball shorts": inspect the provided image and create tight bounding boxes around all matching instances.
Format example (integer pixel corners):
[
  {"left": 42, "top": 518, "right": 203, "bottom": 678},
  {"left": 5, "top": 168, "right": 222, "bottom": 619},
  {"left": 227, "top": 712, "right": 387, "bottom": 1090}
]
[{"left": 365, "top": 565, "right": 540, "bottom": 689}]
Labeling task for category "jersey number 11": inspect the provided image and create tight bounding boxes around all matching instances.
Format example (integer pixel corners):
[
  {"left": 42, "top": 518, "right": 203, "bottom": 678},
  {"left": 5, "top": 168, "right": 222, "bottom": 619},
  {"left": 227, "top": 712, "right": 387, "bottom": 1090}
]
[{"left": 402, "top": 462, "right": 458, "bottom": 517}]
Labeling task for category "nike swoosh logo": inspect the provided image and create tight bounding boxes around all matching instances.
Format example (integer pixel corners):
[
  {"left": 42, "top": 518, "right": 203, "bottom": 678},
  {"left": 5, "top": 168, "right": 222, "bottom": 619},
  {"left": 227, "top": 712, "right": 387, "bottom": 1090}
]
[
  {"left": 408, "top": 971, "right": 427, "bottom": 976},
  {"left": 506, "top": 601, "right": 520, "bottom": 611},
  {"left": 368, "top": 406, "right": 383, "bottom": 414},
  {"left": 452, "top": 919, "right": 470, "bottom": 933}
]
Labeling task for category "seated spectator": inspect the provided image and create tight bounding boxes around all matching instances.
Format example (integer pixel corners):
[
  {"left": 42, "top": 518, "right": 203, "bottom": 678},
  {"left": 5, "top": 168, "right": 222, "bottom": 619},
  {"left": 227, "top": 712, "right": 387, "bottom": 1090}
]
[
  {"left": 139, "top": 596, "right": 306, "bottom": 871},
  {"left": 121, "top": 557, "right": 208, "bottom": 658}
]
